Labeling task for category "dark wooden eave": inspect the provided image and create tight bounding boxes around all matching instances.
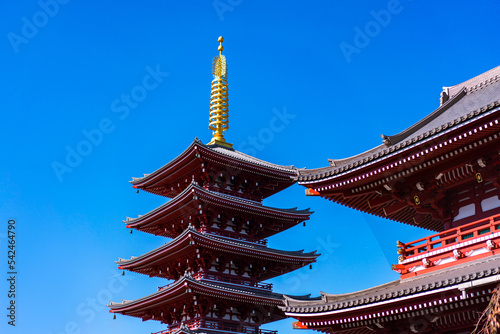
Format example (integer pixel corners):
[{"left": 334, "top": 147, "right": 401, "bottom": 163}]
[
  {"left": 298, "top": 67, "right": 500, "bottom": 231},
  {"left": 282, "top": 255, "right": 500, "bottom": 333},
  {"left": 108, "top": 274, "right": 285, "bottom": 317},
  {"left": 130, "top": 139, "right": 298, "bottom": 199},
  {"left": 125, "top": 182, "right": 312, "bottom": 239},
  {"left": 116, "top": 226, "right": 319, "bottom": 280}
]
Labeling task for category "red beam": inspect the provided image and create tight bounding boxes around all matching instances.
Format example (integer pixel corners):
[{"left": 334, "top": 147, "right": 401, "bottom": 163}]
[
  {"left": 383, "top": 201, "right": 407, "bottom": 216},
  {"left": 368, "top": 195, "right": 393, "bottom": 209}
]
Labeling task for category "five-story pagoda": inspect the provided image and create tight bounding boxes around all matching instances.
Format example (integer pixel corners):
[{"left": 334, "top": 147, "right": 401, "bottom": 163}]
[{"left": 108, "top": 37, "right": 318, "bottom": 334}]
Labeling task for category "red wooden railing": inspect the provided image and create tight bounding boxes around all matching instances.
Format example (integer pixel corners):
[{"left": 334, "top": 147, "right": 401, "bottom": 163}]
[
  {"left": 152, "top": 321, "right": 200, "bottom": 334},
  {"left": 152, "top": 320, "right": 277, "bottom": 334},
  {"left": 200, "top": 227, "right": 268, "bottom": 246},
  {"left": 192, "top": 272, "right": 273, "bottom": 290},
  {"left": 205, "top": 185, "right": 261, "bottom": 202},
  {"left": 399, "top": 213, "right": 500, "bottom": 259}
]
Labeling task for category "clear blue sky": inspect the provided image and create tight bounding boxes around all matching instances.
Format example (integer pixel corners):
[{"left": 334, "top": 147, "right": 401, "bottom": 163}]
[{"left": 1, "top": 1, "right": 499, "bottom": 333}]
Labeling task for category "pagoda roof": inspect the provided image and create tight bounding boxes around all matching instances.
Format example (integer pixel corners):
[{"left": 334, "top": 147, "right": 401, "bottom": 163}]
[
  {"left": 117, "top": 225, "right": 319, "bottom": 280},
  {"left": 108, "top": 274, "right": 285, "bottom": 314},
  {"left": 282, "top": 253, "right": 500, "bottom": 315},
  {"left": 125, "top": 182, "right": 312, "bottom": 238},
  {"left": 298, "top": 65, "right": 500, "bottom": 183},
  {"left": 296, "top": 66, "right": 500, "bottom": 231},
  {"left": 130, "top": 139, "right": 298, "bottom": 198}
]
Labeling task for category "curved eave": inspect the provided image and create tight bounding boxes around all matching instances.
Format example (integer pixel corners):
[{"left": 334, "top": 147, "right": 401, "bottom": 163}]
[
  {"left": 125, "top": 183, "right": 312, "bottom": 231},
  {"left": 125, "top": 182, "right": 200, "bottom": 229},
  {"left": 131, "top": 139, "right": 298, "bottom": 191},
  {"left": 300, "top": 108, "right": 500, "bottom": 230},
  {"left": 130, "top": 140, "right": 199, "bottom": 188},
  {"left": 117, "top": 227, "right": 319, "bottom": 273},
  {"left": 340, "top": 196, "right": 441, "bottom": 232},
  {"left": 283, "top": 284, "right": 454, "bottom": 319},
  {"left": 298, "top": 95, "right": 500, "bottom": 185},
  {"left": 444, "top": 65, "right": 500, "bottom": 101},
  {"left": 282, "top": 254, "right": 500, "bottom": 316},
  {"left": 204, "top": 144, "right": 297, "bottom": 175},
  {"left": 383, "top": 87, "right": 467, "bottom": 146},
  {"left": 108, "top": 275, "right": 285, "bottom": 314}
]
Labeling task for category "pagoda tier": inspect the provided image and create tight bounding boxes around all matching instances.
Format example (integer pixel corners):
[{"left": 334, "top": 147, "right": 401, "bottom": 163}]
[
  {"left": 298, "top": 65, "right": 500, "bottom": 231},
  {"left": 109, "top": 274, "right": 286, "bottom": 333},
  {"left": 125, "top": 182, "right": 312, "bottom": 240},
  {"left": 131, "top": 139, "right": 298, "bottom": 202},
  {"left": 116, "top": 225, "right": 319, "bottom": 281},
  {"left": 282, "top": 254, "right": 500, "bottom": 334}
]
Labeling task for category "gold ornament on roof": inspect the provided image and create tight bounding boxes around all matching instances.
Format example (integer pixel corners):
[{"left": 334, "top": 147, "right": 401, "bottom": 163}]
[{"left": 208, "top": 36, "right": 232, "bottom": 148}]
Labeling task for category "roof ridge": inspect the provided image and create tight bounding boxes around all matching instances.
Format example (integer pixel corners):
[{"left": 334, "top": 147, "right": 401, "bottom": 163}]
[
  {"left": 298, "top": 97, "right": 500, "bottom": 183},
  {"left": 383, "top": 87, "right": 467, "bottom": 146},
  {"left": 199, "top": 230, "right": 319, "bottom": 257},
  {"left": 200, "top": 140, "right": 297, "bottom": 173},
  {"left": 444, "top": 65, "right": 500, "bottom": 99},
  {"left": 282, "top": 255, "right": 500, "bottom": 311},
  {"left": 130, "top": 140, "right": 199, "bottom": 184}
]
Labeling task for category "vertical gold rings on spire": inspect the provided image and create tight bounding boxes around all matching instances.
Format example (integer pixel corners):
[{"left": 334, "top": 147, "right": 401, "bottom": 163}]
[{"left": 208, "top": 36, "right": 232, "bottom": 148}]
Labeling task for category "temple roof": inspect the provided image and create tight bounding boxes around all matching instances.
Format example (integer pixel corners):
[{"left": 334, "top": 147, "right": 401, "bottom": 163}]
[
  {"left": 130, "top": 139, "right": 299, "bottom": 199},
  {"left": 131, "top": 139, "right": 297, "bottom": 185},
  {"left": 109, "top": 273, "right": 285, "bottom": 312},
  {"left": 117, "top": 225, "right": 319, "bottom": 279},
  {"left": 444, "top": 65, "right": 500, "bottom": 100},
  {"left": 298, "top": 65, "right": 500, "bottom": 183},
  {"left": 125, "top": 182, "right": 312, "bottom": 238},
  {"left": 126, "top": 182, "right": 312, "bottom": 224},
  {"left": 282, "top": 253, "right": 500, "bottom": 314},
  {"left": 207, "top": 144, "right": 296, "bottom": 172}
]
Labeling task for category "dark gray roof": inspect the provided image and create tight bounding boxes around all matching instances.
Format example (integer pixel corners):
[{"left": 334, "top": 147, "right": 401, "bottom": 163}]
[
  {"left": 206, "top": 142, "right": 297, "bottom": 172},
  {"left": 444, "top": 65, "right": 500, "bottom": 98},
  {"left": 117, "top": 225, "right": 319, "bottom": 266},
  {"left": 125, "top": 182, "right": 312, "bottom": 225},
  {"left": 131, "top": 139, "right": 298, "bottom": 184},
  {"left": 109, "top": 273, "right": 284, "bottom": 309},
  {"left": 298, "top": 65, "right": 500, "bottom": 182},
  {"left": 282, "top": 254, "right": 500, "bottom": 313}
]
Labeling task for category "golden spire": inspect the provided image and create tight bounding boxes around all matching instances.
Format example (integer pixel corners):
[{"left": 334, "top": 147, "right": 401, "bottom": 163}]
[{"left": 208, "top": 36, "right": 232, "bottom": 148}]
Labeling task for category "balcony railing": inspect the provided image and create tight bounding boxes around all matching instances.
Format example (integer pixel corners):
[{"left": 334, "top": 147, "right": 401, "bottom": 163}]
[
  {"left": 153, "top": 320, "right": 277, "bottom": 334},
  {"left": 205, "top": 185, "right": 261, "bottom": 202},
  {"left": 192, "top": 272, "right": 273, "bottom": 290},
  {"left": 152, "top": 321, "right": 200, "bottom": 334},
  {"left": 200, "top": 227, "right": 268, "bottom": 246},
  {"left": 398, "top": 213, "right": 500, "bottom": 260},
  {"left": 203, "top": 320, "right": 277, "bottom": 334}
]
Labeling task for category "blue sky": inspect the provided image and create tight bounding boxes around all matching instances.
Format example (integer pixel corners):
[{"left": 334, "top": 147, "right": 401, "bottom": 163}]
[{"left": 1, "top": 1, "right": 499, "bottom": 333}]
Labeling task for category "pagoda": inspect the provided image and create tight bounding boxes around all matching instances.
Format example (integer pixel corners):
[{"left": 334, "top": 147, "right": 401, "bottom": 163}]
[
  {"left": 108, "top": 37, "right": 318, "bottom": 334},
  {"left": 282, "top": 66, "right": 500, "bottom": 333}
]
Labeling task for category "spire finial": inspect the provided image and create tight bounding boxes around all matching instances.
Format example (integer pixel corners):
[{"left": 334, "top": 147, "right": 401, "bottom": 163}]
[
  {"left": 218, "top": 36, "right": 224, "bottom": 55},
  {"left": 208, "top": 36, "right": 232, "bottom": 148}
]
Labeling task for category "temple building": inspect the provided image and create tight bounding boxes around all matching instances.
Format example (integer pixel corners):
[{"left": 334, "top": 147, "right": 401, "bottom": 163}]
[
  {"left": 282, "top": 66, "right": 500, "bottom": 333},
  {"left": 108, "top": 37, "right": 319, "bottom": 334}
]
